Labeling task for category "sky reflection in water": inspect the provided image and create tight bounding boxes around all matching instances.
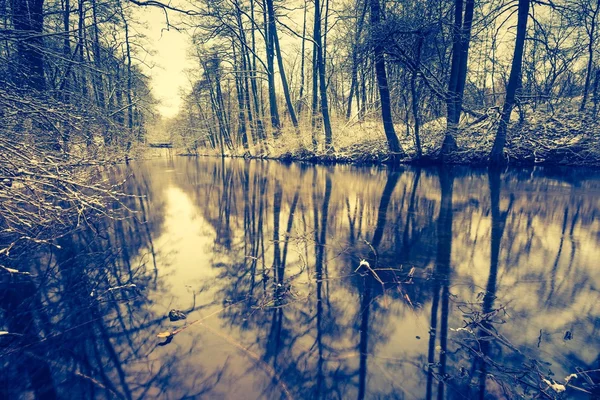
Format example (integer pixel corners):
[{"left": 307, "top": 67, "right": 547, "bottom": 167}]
[{"left": 1, "top": 158, "right": 599, "bottom": 399}]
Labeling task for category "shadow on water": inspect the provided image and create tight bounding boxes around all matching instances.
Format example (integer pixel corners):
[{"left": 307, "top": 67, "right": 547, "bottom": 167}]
[{"left": 1, "top": 158, "right": 600, "bottom": 398}]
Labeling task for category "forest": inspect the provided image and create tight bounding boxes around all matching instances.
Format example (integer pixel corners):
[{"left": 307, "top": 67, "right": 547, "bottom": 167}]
[
  {"left": 160, "top": 0, "right": 600, "bottom": 165},
  {"left": 1, "top": 0, "right": 600, "bottom": 166}
]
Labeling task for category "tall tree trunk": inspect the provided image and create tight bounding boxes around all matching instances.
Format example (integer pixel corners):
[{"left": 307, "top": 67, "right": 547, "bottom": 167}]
[
  {"left": 266, "top": 0, "right": 299, "bottom": 130},
  {"left": 91, "top": 0, "right": 111, "bottom": 145},
  {"left": 233, "top": 44, "right": 249, "bottom": 150},
  {"left": 456, "top": 0, "right": 475, "bottom": 115},
  {"left": 78, "top": 0, "right": 88, "bottom": 98},
  {"left": 297, "top": 0, "right": 308, "bottom": 116},
  {"left": 444, "top": 0, "right": 464, "bottom": 145},
  {"left": 242, "top": 47, "right": 257, "bottom": 146},
  {"left": 119, "top": 2, "right": 134, "bottom": 144},
  {"left": 202, "top": 56, "right": 231, "bottom": 153},
  {"left": 263, "top": 0, "right": 280, "bottom": 135},
  {"left": 232, "top": 1, "right": 257, "bottom": 146},
  {"left": 193, "top": 87, "right": 217, "bottom": 149},
  {"left": 91, "top": 0, "right": 105, "bottom": 109},
  {"left": 249, "top": 0, "right": 265, "bottom": 143},
  {"left": 124, "top": 34, "right": 133, "bottom": 134},
  {"left": 214, "top": 62, "right": 233, "bottom": 148},
  {"left": 62, "top": 0, "right": 71, "bottom": 97},
  {"left": 60, "top": 0, "right": 71, "bottom": 149},
  {"left": 359, "top": 61, "right": 367, "bottom": 121},
  {"left": 315, "top": 5, "right": 334, "bottom": 151},
  {"left": 247, "top": 50, "right": 266, "bottom": 146},
  {"left": 240, "top": 7, "right": 266, "bottom": 146},
  {"left": 440, "top": 0, "right": 475, "bottom": 160},
  {"left": 114, "top": 66, "right": 125, "bottom": 128},
  {"left": 411, "top": 35, "right": 424, "bottom": 159},
  {"left": 593, "top": 68, "right": 600, "bottom": 114},
  {"left": 311, "top": 0, "right": 321, "bottom": 149},
  {"left": 208, "top": 82, "right": 226, "bottom": 156},
  {"left": 10, "top": 0, "right": 45, "bottom": 91},
  {"left": 490, "top": 0, "right": 530, "bottom": 164},
  {"left": 369, "top": 0, "right": 405, "bottom": 161},
  {"left": 346, "top": 1, "right": 368, "bottom": 120}
]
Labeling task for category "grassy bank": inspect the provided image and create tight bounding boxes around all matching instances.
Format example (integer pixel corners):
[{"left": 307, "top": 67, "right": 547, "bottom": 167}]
[{"left": 174, "top": 107, "right": 600, "bottom": 167}]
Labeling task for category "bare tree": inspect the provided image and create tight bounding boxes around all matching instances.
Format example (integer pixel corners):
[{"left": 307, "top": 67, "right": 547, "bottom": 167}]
[
  {"left": 369, "top": 0, "right": 406, "bottom": 160},
  {"left": 490, "top": 0, "right": 531, "bottom": 164}
]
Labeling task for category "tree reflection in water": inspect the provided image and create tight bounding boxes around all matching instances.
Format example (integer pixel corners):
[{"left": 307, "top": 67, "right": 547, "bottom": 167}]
[{"left": 1, "top": 158, "right": 599, "bottom": 399}]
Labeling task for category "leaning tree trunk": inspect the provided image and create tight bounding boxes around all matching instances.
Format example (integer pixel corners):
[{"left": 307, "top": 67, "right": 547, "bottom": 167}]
[
  {"left": 266, "top": 0, "right": 299, "bottom": 130},
  {"left": 273, "top": 32, "right": 299, "bottom": 130},
  {"left": 369, "top": 0, "right": 405, "bottom": 161},
  {"left": 490, "top": 0, "right": 530, "bottom": 165}
]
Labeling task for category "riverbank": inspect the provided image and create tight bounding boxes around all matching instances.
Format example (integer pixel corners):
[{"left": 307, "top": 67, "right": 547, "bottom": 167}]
[{"left": 176, "top": 108, "right": 600, "bottom": 167}]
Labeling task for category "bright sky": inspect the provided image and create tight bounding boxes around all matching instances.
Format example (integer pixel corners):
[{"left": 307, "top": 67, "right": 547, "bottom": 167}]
[{"left": 135, "top": 7, "right": 193, "bottom": 118}]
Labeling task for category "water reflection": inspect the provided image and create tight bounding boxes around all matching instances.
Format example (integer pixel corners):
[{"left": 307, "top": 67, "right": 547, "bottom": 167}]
[{"left": 1, "top": 158, "right": 599, "bottom": 399}]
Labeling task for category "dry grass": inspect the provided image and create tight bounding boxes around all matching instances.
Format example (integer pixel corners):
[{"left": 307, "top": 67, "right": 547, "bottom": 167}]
[{"left": 177, "top": 105, "right": 600, "bottom": 167}]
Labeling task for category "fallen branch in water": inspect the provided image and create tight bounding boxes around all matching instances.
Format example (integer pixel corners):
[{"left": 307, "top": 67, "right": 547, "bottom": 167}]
[
  {"left": 449, "top": 301, "right": 597, "bottom": 398},
  {"left": 156, "top": 297, "right": 249, "bottom": 340}
]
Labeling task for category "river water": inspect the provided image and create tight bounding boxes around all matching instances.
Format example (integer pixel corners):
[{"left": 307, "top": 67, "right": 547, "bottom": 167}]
[{"left": 2, "top": 157, "right": 599, "bottom": 399}]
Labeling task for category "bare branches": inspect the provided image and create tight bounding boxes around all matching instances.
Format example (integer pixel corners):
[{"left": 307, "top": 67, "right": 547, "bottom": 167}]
[
  {"left": 0, "top": 90, "right": 134, "bottom": 257},
  {"left": 126, "top": 0, "right": 205, "bottom": 16}
]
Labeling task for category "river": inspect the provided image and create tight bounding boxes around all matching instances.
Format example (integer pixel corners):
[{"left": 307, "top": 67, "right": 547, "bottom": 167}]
[{"left": 2, "top": 157, "right": 599, "bottom": 399}]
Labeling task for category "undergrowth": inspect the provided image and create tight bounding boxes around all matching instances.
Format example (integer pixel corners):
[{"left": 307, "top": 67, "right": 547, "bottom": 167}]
[{"left": 176, "top": 105, "right": 600, "bottom": 167}]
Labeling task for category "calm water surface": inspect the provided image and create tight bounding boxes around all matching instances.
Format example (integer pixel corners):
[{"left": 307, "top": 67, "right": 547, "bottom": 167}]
[{"left": 2, "top": 158, "right": 600, "bottom": 399}]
